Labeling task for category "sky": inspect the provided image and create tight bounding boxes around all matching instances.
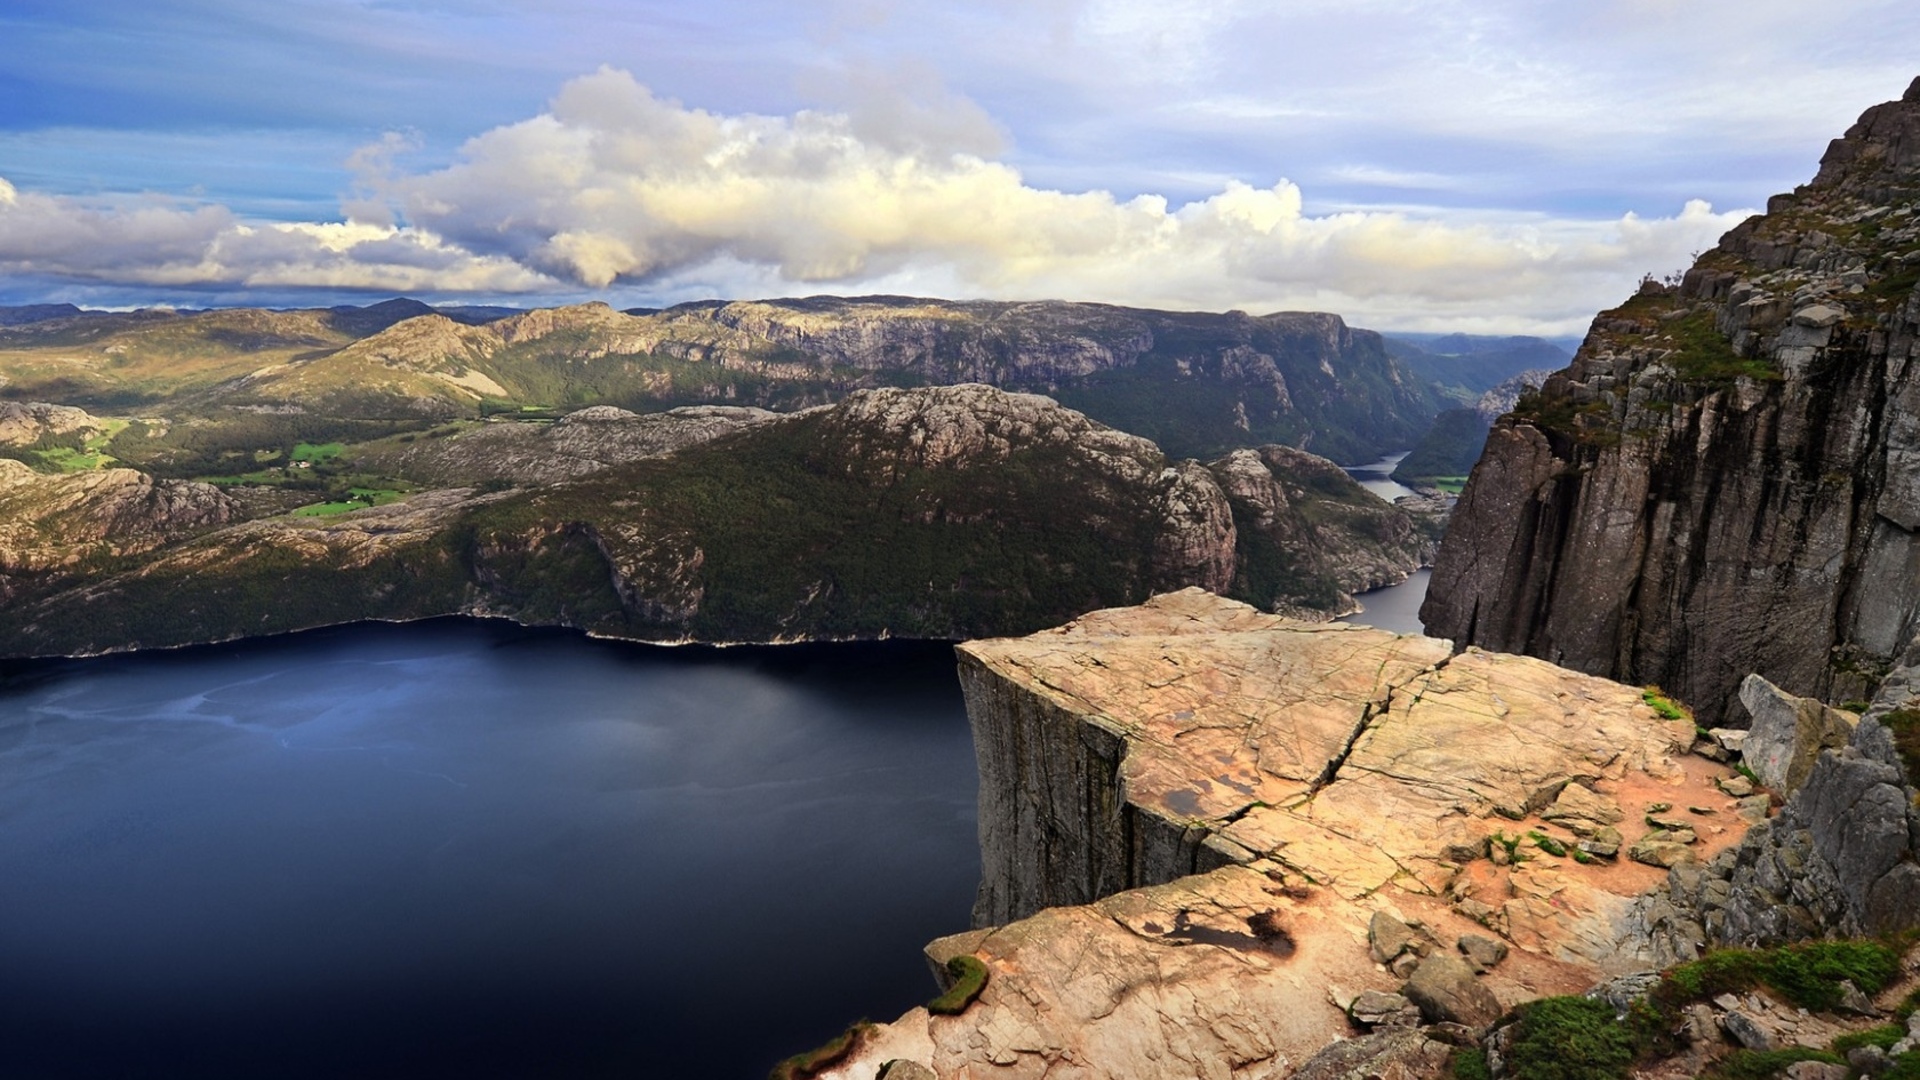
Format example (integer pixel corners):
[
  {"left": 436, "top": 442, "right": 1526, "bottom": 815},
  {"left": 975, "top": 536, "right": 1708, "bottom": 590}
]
[{"left": 0, "top": 1, "right": 1915, "bottom": 334}]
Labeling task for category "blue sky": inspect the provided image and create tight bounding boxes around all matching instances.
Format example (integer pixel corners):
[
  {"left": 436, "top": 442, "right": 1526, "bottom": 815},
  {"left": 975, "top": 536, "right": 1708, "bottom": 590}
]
[{"left": 1, "top": 0, "right": 1915, "bottom": 333}]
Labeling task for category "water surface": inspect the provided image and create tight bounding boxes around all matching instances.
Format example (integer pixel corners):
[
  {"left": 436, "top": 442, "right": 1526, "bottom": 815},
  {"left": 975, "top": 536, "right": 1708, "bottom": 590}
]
[
  {"left": 1345, "top": 450, "right": 1420, "bottom": 502},
  {"left": 0, "top": 620, "right": 979, "bottom": 1079}
]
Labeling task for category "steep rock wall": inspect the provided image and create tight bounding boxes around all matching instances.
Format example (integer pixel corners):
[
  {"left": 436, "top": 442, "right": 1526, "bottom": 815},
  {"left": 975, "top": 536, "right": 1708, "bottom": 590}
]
[{"left": 1425, "top": 77, "right": 1920, "bottom": 723}]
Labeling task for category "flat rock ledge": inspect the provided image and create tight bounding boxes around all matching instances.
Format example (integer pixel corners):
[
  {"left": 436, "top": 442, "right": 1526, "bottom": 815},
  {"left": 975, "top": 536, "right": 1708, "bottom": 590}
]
[{"left": 818, "top": 589, "right": 1755, "bottom": 1080}]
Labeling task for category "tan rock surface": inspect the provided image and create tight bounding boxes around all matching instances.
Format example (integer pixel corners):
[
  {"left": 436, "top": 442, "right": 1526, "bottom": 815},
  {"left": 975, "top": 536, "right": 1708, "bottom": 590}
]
[{"left": 824, "top": 590, "right": 1757, "bottom": 1079}]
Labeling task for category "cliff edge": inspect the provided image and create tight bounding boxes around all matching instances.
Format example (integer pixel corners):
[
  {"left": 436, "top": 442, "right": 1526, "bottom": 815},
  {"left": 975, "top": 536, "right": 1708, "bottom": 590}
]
[
  {"left": 1424, "top": 77, "right": 1920, "bottom": 724},
  {"left": 817, "top": 590, "right": 1755, "bottom": 1079}
]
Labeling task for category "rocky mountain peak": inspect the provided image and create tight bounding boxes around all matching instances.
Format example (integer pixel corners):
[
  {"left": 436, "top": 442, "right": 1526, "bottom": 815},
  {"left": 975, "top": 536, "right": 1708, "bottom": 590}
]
[{"left": 1812, "top": 77, "right": 1920, "bottom": 188}]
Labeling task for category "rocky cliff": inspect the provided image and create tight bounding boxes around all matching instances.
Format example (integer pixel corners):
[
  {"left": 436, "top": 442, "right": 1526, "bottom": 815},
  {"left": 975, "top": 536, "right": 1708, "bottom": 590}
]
[
  {"left": 0, "top": 387, "right": 1428, "bottom": 658},
  {"left": 1424, "top": 77, "right": 1920, "bottom": 724},
  {"left": 0, "top": 459, "right": 236, "bottom": 604},
  {"left": 814, "top": 590, "right": 1756, "bottom": 1079}
]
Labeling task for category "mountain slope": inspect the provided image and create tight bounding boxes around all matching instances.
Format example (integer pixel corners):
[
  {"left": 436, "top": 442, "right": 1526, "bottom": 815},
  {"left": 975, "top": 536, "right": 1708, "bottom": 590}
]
[
  {"left": 0, "top": 386, "right": 1430, "bottom": 657},
  {"left": 1, "top": 297, "right": 1441, "bottom": 463}
]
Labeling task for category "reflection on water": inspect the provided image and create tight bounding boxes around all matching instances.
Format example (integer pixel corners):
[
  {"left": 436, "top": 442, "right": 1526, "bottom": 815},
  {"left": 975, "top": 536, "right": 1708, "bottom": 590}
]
[
  {"left": 0, "top": 620, "right": 979, "bottom": 1079},
  {"left": 1338, "top": 452, "right": 1433, "bottom": 636},
  {"left": 1345, "top": 450, "right": 1420, "bottom": 503},
  {"left": 1338, "top": 569, "right": 1433, "bottom": 637}
]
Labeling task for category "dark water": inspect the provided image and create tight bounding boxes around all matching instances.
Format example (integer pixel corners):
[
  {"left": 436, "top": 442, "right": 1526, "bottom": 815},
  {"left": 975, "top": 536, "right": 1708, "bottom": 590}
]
[
  {"left": 0, "top": 621, "right": 980, "bottom": 1080},
  {"left": 1339, "top": 452, "right": 1433, "bottom": 637},
  {"left": 1338, "top": 569, "right": 1433, "bottom": 637}
]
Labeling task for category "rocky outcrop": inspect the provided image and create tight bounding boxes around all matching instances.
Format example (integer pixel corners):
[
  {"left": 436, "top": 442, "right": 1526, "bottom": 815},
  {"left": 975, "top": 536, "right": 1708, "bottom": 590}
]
[
  {"left": 0, "top": 460, "right": 236, "bottom": 603},
  {"left": 1424, "top": 77, "right": 1920, "bottom": 724},
  {"left": 1642, "top": 635, "right": 1920, "bottom": 952},
  {"left": 352, "top": 404, "right": 779, "bottom": 486},
  {"left": 1738, "top": 674, "right": 1858, "bottom": 795},
  {"left": 819, "top": 590, "right": 1755, "bottom": 1079},
  {"left": 0, "top": 401, "right": 104, "bottom": 445},
  {"left": 0, "top": 389, "right": 1426, "bottom": 657}
]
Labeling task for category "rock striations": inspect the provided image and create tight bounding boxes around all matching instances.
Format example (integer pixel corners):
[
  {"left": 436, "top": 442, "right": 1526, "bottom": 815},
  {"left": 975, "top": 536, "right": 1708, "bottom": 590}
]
[
  {"left": 1424, "top": 77, "right": 1920, "bottom": 724},
  {"left": 818, "top": 590, "right": 1755, "bottom": 1080}
]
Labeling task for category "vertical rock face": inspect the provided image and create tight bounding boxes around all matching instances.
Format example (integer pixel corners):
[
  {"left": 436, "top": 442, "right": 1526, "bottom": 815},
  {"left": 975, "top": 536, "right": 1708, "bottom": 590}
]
[{"left": 1424, "top": 77, "right": 1920, "bottom": 723}]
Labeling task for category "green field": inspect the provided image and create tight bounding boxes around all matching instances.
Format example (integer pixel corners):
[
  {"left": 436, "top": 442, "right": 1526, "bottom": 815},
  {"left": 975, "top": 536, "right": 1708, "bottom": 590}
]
[{"left": 290, "top": 487, "right": 404, "bottom": 517}]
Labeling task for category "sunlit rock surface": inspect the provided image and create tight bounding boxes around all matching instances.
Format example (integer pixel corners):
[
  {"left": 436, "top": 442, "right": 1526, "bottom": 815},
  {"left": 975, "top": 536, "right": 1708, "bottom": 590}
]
[{"left": 822, "top": 590, "right": 1755, "bottom": 1079}]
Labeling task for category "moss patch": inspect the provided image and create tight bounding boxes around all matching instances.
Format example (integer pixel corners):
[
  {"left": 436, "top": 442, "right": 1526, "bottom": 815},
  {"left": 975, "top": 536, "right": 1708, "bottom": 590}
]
[
  {"left": 767, "top": 1021, "right": 875, "bottom": 1080},
  {"left": 928, "top": 955, "right": 989, "bottom": 1016},
  {"left": 1660, "top": 941, "right": 1902, "bottom": 1013},
  {"left": 1881, "top": 708, "right": 1920, "bottom": 784}
]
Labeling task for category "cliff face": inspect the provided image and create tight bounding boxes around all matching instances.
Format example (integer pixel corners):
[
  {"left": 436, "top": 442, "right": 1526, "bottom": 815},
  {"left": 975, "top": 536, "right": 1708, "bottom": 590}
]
[
  {"left": 820, "top": 590, "right": 1755, "bottom": 1079},
  {"left": 0, "top": 387, "right": 1426, "bottom": 658},
  {"left": 1424, "top": 78, "right": 1920, "bottom": 723}
]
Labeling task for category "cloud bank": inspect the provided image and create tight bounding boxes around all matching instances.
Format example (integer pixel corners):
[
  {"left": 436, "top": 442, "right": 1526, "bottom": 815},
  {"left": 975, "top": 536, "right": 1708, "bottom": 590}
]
[{"left": 0, "top": 69, "right": 1752, "bottom": 333}]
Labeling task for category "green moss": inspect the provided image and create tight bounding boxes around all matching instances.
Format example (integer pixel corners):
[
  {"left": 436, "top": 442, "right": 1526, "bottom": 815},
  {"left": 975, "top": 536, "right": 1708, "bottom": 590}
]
[
  {"left": 1881, "top": 708, "right": 1920, "bottom": 784},
  {"left": 927, "top": 955, "right": 989, "bottom": 1015},
  {"left": 767, "top": 1021, "right": 875, "bottom": 1080},
  {"left": 1448, "top": 1047, "right": 1492, "bottom": 1080},
  {"left": 1832, "top": 1024, "right": 1906, "bottom": 1054},
  {"left": 1643, "top": 687, "right": 1692, "bottom": 723},
  {"left": 1529, "top": 831, "right": 1568, "bottom": 857},
  {"left": 1506, "top": 996, "right": 1638, "bottom": 1080}
]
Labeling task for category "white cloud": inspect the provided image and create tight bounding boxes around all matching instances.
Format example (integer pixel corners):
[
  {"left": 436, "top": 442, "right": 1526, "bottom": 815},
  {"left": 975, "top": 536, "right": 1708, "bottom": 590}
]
[
  {"left": 354, "top": 68, "right": 1750, "bottom": 332},
  {"left": 0, "top": 183, "right": 556, "bottom": 294},
  {"left": 0, "top": 66, "right": 1762, "bottom": 333}
]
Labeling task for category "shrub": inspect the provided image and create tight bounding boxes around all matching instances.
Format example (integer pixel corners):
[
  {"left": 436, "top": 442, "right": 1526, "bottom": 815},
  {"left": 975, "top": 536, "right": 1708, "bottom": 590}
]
[
  {"left": 928, "top": 955, "right": 989, "bottom": 1015},
  {"left": 1448, "top": 1047, "right": 1492, "bottom": 1080},
  {"left": 1660, "top": 941, "right": 1901, "bottom": 1013},
  {"left": 1505, "top": 996, "right": 1638, "bottom": 1080},
  {"left": 1704, "top": 1048, "right": 1845, "bottom": 1080}
]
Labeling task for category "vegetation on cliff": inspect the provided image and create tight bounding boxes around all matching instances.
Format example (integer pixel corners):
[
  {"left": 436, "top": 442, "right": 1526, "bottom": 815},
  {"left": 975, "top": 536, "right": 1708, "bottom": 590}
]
[{"left": 1425, "top": 76, "right": 1920, "bottom": 723}]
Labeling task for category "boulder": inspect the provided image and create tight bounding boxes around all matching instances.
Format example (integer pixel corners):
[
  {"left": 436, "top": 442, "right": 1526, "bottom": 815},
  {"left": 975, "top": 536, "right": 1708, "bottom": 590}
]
[
  {"left": 1348, "top": 990, "right": 1421, "bottom": 1029},
  {"left": 1630, "top": 832, "right": 1696, "bottom": 869},
  {"left": 1721, "top": 1009, "right": 1774, "bottom": 1051},
  {"left": 1290, "top": 1028, "right": 1454, "bottom": 1080},
  {"left": 1457, "top": 934, "right": 1509, "bottom": 974},
  {"left": 1369, "top": 911, "right": 1420, "bottom": 965},
  {"left": 1541, "top": 783, "right": 1625, "bottom": 836},
  {"left": 1402, "top": 953, "right": 1504, "bottom": 1029},
  {"left": 1740, "top": 675, "right": 1858, "bottom": 795}
]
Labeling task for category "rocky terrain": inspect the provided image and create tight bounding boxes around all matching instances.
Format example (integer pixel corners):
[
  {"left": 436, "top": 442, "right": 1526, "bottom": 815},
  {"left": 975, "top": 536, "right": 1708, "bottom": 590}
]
[
  {"left": 0, "top": 386, "right": 1432, "bottom": 658},
  {"left": 0, "top": 296, "right": 1439, "bottom": 464},
  {"left": 1425, "top": 77, "right": 1920, "bottom": 724},
  {"left": 806, "top": 590, "right": 1780, "bottom": 1079}
]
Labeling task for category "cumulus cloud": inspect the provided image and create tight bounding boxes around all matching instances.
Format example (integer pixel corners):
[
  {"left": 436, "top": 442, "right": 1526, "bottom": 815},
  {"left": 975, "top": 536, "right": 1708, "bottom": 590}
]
[
  {"left": 353, "top": 67, "right": 1748, "bottom": 332},
  {"left": 1, "top": 67, "right": 1753, "bottom": 332},
  {"left": 0, "top": 182, "right": 556, "bottom": 294}
]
